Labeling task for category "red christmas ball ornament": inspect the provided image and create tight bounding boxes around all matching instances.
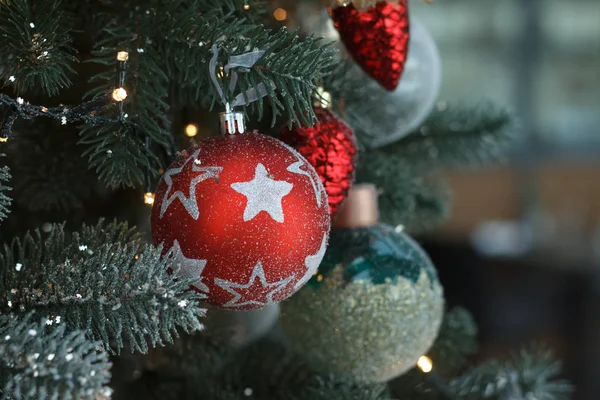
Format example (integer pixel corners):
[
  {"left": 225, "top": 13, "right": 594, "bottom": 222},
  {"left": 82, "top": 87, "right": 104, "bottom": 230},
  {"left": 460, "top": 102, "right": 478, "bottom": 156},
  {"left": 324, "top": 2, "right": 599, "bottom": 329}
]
[
  {"left": 330, "top": 1, "right": 410, "bottom": 91},
  {"left": 151, "top": 121, "right": 330, "bottom": 310},
  {"left": 280, "top": 107, "right": 358, "bottom": 217}
]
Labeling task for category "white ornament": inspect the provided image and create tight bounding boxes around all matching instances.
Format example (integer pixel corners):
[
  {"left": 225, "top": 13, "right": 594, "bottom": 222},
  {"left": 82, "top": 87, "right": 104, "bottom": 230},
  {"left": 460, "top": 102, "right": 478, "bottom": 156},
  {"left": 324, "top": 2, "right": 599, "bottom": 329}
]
[
  {"left": 160, "top": 148, "right": 223, "bottom": 220},
  {"left": 215, "top": 262, "right": 294, "bottom": 308},
  {"left": 294, "top": 233, "right": 328, "bottom": 290},
  {"left": 165, "top": 240, "right": 209, "bottom": 294},
  {"left": 231, "top": 163, "right": 293, "bottom": 223},
  {"left": 286, "top": 154, "right": 323, "bottom": 208},
  {"left": 345, "top": 18, "right": 442, "bottom": 147}
]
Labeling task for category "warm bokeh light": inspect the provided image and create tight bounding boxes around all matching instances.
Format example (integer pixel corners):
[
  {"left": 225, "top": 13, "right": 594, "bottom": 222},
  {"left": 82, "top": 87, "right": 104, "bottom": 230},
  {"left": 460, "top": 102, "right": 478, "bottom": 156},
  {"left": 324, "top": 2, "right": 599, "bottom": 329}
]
[
  {"left": 185, "top": 123, "right": 199, "bottom": 137},
  {"left": 117, "top": 51, "right": 129, "bottom": 61},
  {"left": 112, "top": 87, "right": 128, "bottom": 102},
  {"left": 144, "top": 192, "right": 155, "bottom": 206},
  {"left": 273, "top": 8, "right": 287, "bottom": 21},
  {"left": 417, "top": 356, "right": 433, "bottom": 373}
]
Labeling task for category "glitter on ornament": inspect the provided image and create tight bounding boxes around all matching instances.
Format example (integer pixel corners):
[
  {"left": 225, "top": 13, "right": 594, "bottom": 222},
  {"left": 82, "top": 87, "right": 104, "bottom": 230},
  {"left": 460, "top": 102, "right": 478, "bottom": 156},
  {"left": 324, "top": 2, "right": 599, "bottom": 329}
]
[
  {"left": 159, "top": 147, "right": 223, "bottom": 220},
  {"left": 214, "top": 262, "right": 294, "bottom": 308},
  {"left": 280, "top": 185, "right": 444, "bottom": 382},
  {"left": 231, "top": 163, "right": 293, "bottom": 223},
  {"left": 330, "top": 1, "right": 410, "bottom": 91},
  {"left": 151, "top": 131, "right": 330, "bottom": 310},
  {"left": 164, "top": 240, "right": 209, "bottom": 294}
]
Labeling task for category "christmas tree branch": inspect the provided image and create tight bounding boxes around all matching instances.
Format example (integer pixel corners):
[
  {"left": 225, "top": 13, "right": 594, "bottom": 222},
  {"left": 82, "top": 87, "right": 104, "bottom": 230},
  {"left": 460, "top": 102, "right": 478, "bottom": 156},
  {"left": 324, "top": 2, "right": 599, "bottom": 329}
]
[
  {"left": 162, "top": 8, "right": 336, "bottom": 125},
  {"left": 0, "top": 153, "right": 10, "bottom": 222},
  {"left": 376, "top": 104, "right": 516, "bottom": 171},
  {"left": 0, "top": 220, "right": 205, "bottom": 354},
  {"left": 0, "top": 315, "right": 112, "bottom": 400},
  {"left": 448, "top": 346, "right": 573, "bottom": 400},
  {"left": 83, "top": 6, "right": 171, "bottom": 189},
  {"left": 8, "top": 122, "right": 93, "bottom": 212},
  {"left": 0, "top": 0, "right": 77, "bottom": 96},
  {"left": 428, "top": 307, "right": 479, "bottom": 375},
  {"left": 356, "top": 151, "right": 451, "bottom": 234}
]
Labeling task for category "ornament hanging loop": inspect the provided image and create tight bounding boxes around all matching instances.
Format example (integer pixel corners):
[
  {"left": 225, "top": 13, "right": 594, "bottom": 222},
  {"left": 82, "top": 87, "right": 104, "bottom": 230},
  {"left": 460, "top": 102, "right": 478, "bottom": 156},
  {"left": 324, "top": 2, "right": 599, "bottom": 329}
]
[
  {"left": 209, "top": 43, "right": 268, "bottom": 135},
  {"left": 219, "top": 103, "right": 246, "bottom": 135}
]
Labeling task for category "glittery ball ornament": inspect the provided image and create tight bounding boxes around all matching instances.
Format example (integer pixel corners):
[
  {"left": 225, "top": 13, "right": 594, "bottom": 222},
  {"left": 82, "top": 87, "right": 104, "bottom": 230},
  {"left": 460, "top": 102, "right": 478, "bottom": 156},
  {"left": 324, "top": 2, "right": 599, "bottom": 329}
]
[
  {"left": 151, "top": 131, "right": 330, "bottom": 310},
  {"left": 330, "top": 1, "right": 410, "bottom": 91},
  {"left": 280, "top": 185, "right": 444, "bottom": 382},
  {"left": 280, "top": 107, "right": 358, "bottom": 217}
]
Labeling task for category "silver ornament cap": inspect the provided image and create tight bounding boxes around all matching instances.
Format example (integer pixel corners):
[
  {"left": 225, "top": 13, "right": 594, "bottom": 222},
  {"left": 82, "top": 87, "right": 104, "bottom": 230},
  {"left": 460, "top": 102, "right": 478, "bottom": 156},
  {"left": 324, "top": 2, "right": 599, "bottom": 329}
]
[{"left": 219, "top": 104, "right": 246, "bottom": 135}]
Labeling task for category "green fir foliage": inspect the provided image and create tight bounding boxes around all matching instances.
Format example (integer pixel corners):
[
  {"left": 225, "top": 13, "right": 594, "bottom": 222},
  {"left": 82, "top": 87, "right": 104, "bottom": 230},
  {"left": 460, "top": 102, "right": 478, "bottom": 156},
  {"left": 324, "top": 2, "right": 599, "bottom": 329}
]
[
  {"left": 428, "top": 307, "right": 479, "bottom": 375},
  {"left": 10, "top": 124, "right": 92, "bottom": 211},
  {"left": 0, "top": 153, "right": 10, "bottom": 222},
  {"left": 355, "top": 105, "right": 515, "bottom": 233},
  {"left": 0, "top": 0, "right": 77, "bottom": 96},
  {"left": 449, "top": 346, "right": 573, "bottom": 400},
  {"left": 0, "top": 315, "right": 112, "bottom": 400},
  {"left": 0, "top": 220, "right": 205, "bottom": 354}
]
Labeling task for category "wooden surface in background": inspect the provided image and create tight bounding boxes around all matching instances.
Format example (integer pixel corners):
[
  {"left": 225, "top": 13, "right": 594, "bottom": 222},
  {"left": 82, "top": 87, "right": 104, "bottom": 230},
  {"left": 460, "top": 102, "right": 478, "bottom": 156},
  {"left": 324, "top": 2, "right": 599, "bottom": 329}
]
[{"left": 439, "top": 162, "right": 600, "bottom": 239}]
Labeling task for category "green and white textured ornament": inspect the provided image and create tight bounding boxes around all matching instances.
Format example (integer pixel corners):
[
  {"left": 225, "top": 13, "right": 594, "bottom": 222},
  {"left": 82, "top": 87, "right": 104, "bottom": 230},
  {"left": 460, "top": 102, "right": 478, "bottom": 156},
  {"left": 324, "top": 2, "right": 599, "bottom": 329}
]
[{"left": 280, "top": 184, "right": 444, "bottom": 383}]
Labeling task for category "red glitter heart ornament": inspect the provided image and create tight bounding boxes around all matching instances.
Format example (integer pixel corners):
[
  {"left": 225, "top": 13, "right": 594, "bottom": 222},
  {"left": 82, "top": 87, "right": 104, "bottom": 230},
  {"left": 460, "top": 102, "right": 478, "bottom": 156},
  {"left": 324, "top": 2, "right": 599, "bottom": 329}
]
[{"left": 330, "top": 1, "right": 410, "bottom": 91}]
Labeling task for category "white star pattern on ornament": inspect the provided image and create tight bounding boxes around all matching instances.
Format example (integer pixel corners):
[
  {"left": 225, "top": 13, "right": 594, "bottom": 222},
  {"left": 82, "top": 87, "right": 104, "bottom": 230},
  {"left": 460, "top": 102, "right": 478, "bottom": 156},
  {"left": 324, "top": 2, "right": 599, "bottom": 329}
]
[
  {"left": 230, "top": 163, "right": 293, "bottom": 223},
  {"left": 214, "top": 262, "right": 294, "bottom": 308},
  {"left": 160, "top": 148, "right": 223, "bottom": 220},
  {"left": 286, "top": 154, "right": 323, "bottom": 208},
  {"left": 165, "top": 240, "right": 209, "bottom": 295},
  {"left": 294, "top": 233, "right": 328, "bottom": 289}
]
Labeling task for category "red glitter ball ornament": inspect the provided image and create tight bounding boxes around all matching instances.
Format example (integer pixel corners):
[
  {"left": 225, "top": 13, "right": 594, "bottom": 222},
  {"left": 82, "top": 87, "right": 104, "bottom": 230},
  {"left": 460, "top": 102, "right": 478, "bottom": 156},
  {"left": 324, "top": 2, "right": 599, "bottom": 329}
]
[
  {"left": 280, "top": 107, "right": 358, "bottom": 217},
  {"left": 151, "top": 132, "right": 330, "bottom": 310},
  {"left": 330, "top": 1, "right": 410, "bottom": 91}
]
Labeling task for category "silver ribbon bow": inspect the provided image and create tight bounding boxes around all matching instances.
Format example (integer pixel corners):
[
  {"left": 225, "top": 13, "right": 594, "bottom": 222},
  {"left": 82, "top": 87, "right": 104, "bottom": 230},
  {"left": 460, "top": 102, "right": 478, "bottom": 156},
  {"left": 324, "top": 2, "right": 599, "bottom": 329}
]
[{"left": 209, "top": 44, "right": 268, "bottom": 108}]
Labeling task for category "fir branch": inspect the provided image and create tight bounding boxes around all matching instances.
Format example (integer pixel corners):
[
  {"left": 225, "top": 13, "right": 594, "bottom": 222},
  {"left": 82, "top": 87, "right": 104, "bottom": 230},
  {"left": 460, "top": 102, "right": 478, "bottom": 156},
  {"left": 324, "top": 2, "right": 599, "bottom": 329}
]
[
  {"left": 9, "top": 123, "right": 93, "bottom": 212},
  {"left": 163, "top": 10, "right": 336, "bottom": 125},
  {"left": 428, "top": 307, "right": 478, "bottom": 375},
  {"left": 379, "top": 105, "right": 516, "bottom": 171},
  {"left": 84, "top": 5, "right": 172, "bottom": 189},
  {"left": 0, "top": 0, "right": 77, "bottom": 96},
  {"left": 0, "top": 315, "right": 112, "bottom": 400},
  {"left": 355, "top": 151, "right": 451, "bottom": 234},
  {"left": 0, "top": 153, "right": 10, "bottom": 222},
  {"left": 79, "top": 123, "right": 160, "bottom": 190},
  {"left": 449, "top": 346, "right": 573, "bottom": 400},
  {"left": 0, "top": 220, "right": 205, "bottom": 354}
]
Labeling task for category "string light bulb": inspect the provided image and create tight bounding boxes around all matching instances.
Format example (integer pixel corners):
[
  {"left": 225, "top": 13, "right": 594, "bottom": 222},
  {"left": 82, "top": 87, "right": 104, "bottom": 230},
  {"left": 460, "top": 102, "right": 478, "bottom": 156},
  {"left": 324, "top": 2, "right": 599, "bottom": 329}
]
[
  {"left": 117, "top": 51, "right": 129, "bottom": 61},
  {"left": 417, "top": 356, "right": 433, "bottom": 373},
  {"left": 112, "top": 87, "right": 128, "bottom": 102},
  {"left": 144, "top": 192, "right": 155, "bottom": 206},
  {"left": 0, "top": 137, "right": 7, "bottom": 143},
  {"left": 243, "top": 3, "right": 250, "bottom": 10},
  {"left": 185, "top": 123, "right": 199, "bottom": 137}
]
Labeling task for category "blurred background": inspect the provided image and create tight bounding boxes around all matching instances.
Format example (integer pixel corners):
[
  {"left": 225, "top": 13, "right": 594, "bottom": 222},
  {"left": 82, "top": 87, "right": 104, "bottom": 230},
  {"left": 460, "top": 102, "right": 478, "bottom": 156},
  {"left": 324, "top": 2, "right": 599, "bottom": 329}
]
[
  {"left": 413, "top": 1, "right": 600, "bottom": 399},
  {"left": 279, "top": 0, "right": 600, "bottom": 398}
]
